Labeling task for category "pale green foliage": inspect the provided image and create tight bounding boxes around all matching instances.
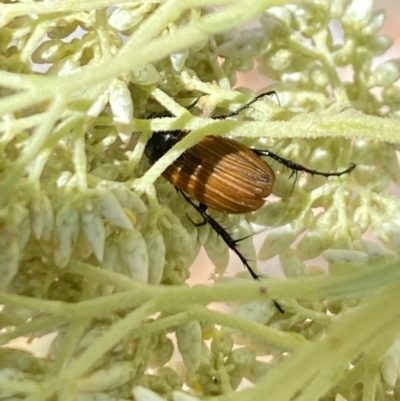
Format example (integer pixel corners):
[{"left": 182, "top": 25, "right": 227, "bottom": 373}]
[{"left": 0, "top": 1, "right": 400, "bottom": 401}]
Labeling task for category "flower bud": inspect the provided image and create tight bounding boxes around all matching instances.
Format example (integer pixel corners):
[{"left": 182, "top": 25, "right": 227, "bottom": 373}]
[
  {"left": 148, "top": 335, "right": 174, "bottom": 368},
  {"left": 133, "top": 386, "right": 167, "bottom": 401},
  {"left": 369, "top": 59, "right": 400, "bottom": 88},
  {"left": 259, "top": 222, "right": 302, "bottom": 260},
  {"left": 176, "top": 321, "right": 202, "bottom": 372},
  {"left": 173, "top": 390, "right": 201, "bottom": 401},
  {"left": 296, "top": 228, "right": 333, "bottom": 260},
  {"left": 234, "top": 299, "right": 275, "bottom": 325},
  {"left": 81, "top": 208, "right": 105, "bottom": 262},
  {"left": 54, "top": 203, "right": 80, "bottom": 267},
  {"left": 380, "top": 336, "right": 400, "bottom": 387},
  {"left": 109, "top": 80, "right": 133, "bottom": 144},
  {"left": 98, "top": 191, "right": 134, "bottom": 230},
  {"left": 119, "top": 228, "right": 149, "bottom": 282},
  {"left": 361, "top": 9, "right": 385, "bottom": 36},
  {"left": 131, "top": 64, "right": 162, "bottom": 85},
  {"left": 280, "top": 248, "right": 307, "bottom": 277},
  {"left": 0, "top": 240, "right": 19, "bottom": 287},
  {"left": 77, "top": 362, "right": 136, "bottom": 392},
  {"left": 31, "top": 39, "right": 71, "bottom": 63},
  {"left": 144, "top": 226, "right": 165, "bottom": 285},
  {"left": 322, "top": 249, "right": 369, "bottom": 264},
  {"left": 342, "top": 0, "right": 374, "bottom": 29},
  {"left": 48, "top": 20, "right": 79, "bottom": 39},
  {"left": 210, "top": 329, "right": 233, "bottom": 357}
]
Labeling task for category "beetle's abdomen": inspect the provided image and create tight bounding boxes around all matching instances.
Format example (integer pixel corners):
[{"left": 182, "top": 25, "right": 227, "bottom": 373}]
[{"left": 163, "top": 136, "right": 275, "bottom": 214}]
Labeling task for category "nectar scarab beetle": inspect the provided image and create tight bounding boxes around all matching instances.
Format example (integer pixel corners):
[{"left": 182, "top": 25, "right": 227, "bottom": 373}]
[
  {"left": 145, "top": 92, "right": 355, "bottom": 312},
  {"left": 145, "top": 91, "right": 355, "bottom": 219},
  {"left": 145, "top": 131, "right": 276, "bottom": 214}
]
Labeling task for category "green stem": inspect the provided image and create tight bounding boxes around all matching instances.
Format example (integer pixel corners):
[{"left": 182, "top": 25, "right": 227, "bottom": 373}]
[
  {"left": 211, "top": 282, "right": 400, "bottom": 401},
  {"left": 51, "top": 321, "right": 87, "bottom": 374},
  {"left": 0, "top": 315, "right": 67, "bottom": 346}
]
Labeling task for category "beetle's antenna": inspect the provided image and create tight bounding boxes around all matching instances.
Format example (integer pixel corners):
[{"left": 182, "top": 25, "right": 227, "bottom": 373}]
[
  {"left": 213, "top": 90, "right": 278, "bottom": 120},
  {"left": 179, "top": 189, "right": 284, "bottom": 314},
  {"left": 252, "top": 149, "right": 356, "bottom": 178}
]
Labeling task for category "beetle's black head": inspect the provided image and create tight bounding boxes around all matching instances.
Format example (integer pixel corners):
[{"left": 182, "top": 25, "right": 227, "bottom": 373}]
[{"left": 145, "top": 131, "right": 182, "bottom": 164}]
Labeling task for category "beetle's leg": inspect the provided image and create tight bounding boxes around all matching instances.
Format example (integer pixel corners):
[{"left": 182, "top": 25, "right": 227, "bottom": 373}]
[
  {"left": 233, "top": 234, "right": 252, "bottom": 245},
  {"left": 186, "top": 213, "right": 207, "bottom": 227},
  {"left": 185, "top": 199, "right": 209, "bottom": 227},
  {"left": 178, "top": 190, "right": 284, "bottom": 313},
  {"left": 253, "top": 149, "right": 356, "bottom": 177},
  {"left": 213, "top": 91, "right": 277, "bottom": 120},
  {"left": 178, "top": 190, "right": 259, "bottom": 279}
]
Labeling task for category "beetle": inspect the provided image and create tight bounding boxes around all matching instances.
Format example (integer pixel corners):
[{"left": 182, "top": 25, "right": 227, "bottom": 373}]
[
  {"left": 145, "top": 132, "right": 276, "bottom": 214},
  {"left": 144, "top": 92, "right": 355, "bottom": 310},
  {"left": 144, "top": 92, "right": 280, "bottom": 214}
]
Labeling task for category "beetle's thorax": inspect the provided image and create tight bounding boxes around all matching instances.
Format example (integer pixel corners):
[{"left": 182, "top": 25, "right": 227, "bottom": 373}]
[{"left": 145, "top": 131, "right": 187, "bottom": 164}]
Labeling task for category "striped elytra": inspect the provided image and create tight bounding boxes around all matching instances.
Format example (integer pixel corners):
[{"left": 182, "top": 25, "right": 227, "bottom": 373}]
[{"left": 145, "top": 132, "right": 275, "bottom": 214}]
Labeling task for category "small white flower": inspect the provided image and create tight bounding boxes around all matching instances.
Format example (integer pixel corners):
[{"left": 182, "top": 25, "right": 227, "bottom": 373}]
[
  {"left": 109, "top": 8, "right": 139, "bottom": 31},
  {"left": 369, "top": 59, "right": 400, "bottom": 87},
  {"left": 148, "top": 335, "right": 174, "bottom": 368},
  {"left": 54, "top": 202, "right": 80, "bottom": 268},
  {"left": 133, "top": 386, "right": 167, "bottom": 401},
  {"left": 13, "top": 204, "right": 30, "bottom": 251},
  {"left": 361, "top": 9, "right": 386, "bottom": 35},
  {"left": 108, "top": 4, "right": 154, "bottom": 32},
  {"left": 322, "top": 249, "right": 369, "bottom": 264},
  {"left": 101, "top": 239, "right": 121, "bottom": 278},
  {"left": 383, "top": 223, "right": 400, "bottom": 250},
  {"left": 107, "top": 184, "right": 147, "bottom": 213},
  {"left": 226, "top": 347, "right": 256, "bottom": 389},
  {"left": 0, "top": 367, "right": 29, "bottom": 398},
  {"left": 144, "top": 226, "right": 165, "bottom": 285},
  {"left": 98, "top": 191, "right": 134, "bottom": 230},
  {"left": 31, "top": 38, "right": 69, "bottom": 64},
  {"left": 259, "top": 222, "right": 303, "bottom": 260},
  {"left": 296, "top": 228, "right": 334, "bottom": 260},
  {"left": 119, "top": 228, "right": 149, "bottom": 282},
  {"left": 30, "top": 193, "right": 54, "bottom": 240},
  {"left": 204, "top": 232, "right": 229, "bottom": 276},
  {"left": 170, "top": 51, "right": 188, "bottom": 72},
  {"left": 109, "top": 79, "right": 133, "bottom": 143},
  {"left": 81, "top": 208, "right": 105, "bottom": 262},
  {"left": 234, "top": 299, "right": 276, "bottom": 325},
  {"left": 131, "top": 64, "right": 162, "bottom": 85},
  {"left": 87, "top": 89, "right": 110, "bottom": 119},
  {"left": 176, "top": 321, "right": 203, "bottom": 372},
  {"left": 279, "top": 248, "right": 308, "bottom": 278},
  {"left": 380, "top": 336, "right": 400, "bottom": 387},
  {"left": 210, "top": 329, "right": 233, "bottom": 357},
  {"left": 342, "top": 0, "right": 374, "bottom": 28},
  {"left": 76, "top": 361, "right": 136, "bottom": 392},
  {"left": 358, "top": 239, "right": 393, "bottom": 257},
  {"left": 74, "top": 392, "right": 114, "bottom": 401},
  {"left": 0, "top": 240, "right": 19, "bottom": 287},
  {"left": 173, "top": 391, "right": 201, "bottom": 401},
  {"left": 197, "top": 343, "right": 214, "bottom": 374}
]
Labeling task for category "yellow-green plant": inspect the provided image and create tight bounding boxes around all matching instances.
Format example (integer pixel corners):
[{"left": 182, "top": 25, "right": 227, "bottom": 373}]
[{"left": 1, "top": 1, "right": 400, "bottom": 400}]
